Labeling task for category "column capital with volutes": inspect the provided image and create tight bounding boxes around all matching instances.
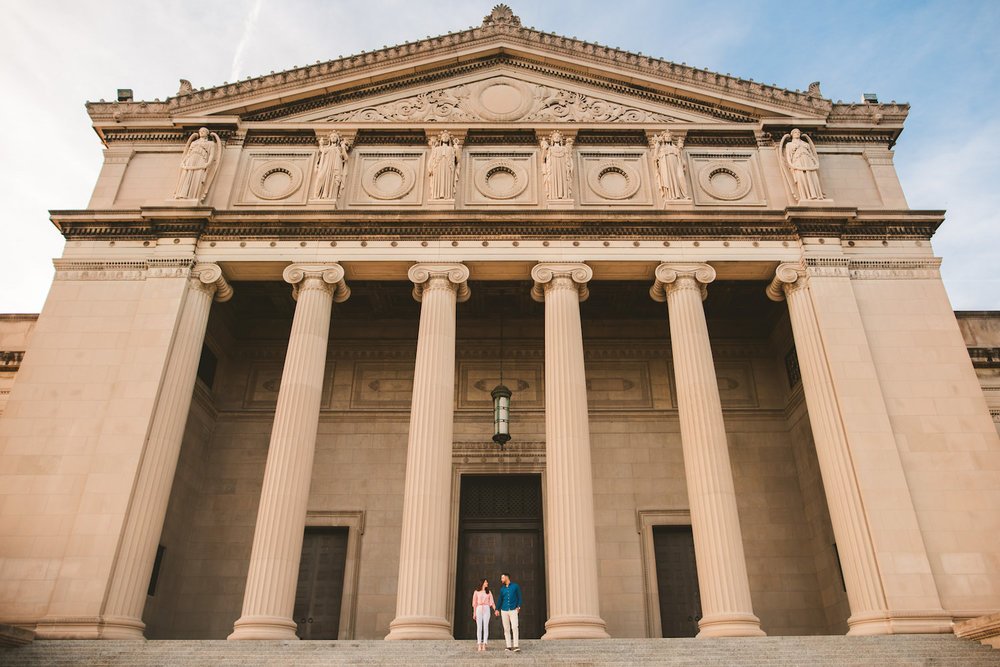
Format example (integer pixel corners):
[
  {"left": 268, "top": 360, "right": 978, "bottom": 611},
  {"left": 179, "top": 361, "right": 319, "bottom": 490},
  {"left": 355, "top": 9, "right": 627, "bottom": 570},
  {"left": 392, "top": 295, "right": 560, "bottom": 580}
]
[
  {"left": 649, "top": 262, "right": 716, "bottom": 302},
  {"left": 191, "top": 263, "right": 233, "bottom": 302},
  {"left": 530, "top": 262, "right": 593, "bottom": 303},
  {"left": 407, "top": 263, "right": 471, "bottom": 303},
  {"left": 766, "top": 262, "right": 808, "bottom": 302},
  {"left": 282, "top": 263, "right": 350, "bottom": 302}
]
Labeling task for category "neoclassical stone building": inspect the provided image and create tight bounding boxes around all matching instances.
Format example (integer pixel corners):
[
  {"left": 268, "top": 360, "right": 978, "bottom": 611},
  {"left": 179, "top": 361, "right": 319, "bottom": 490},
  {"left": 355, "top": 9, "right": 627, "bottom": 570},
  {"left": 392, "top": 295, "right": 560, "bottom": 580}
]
[{"left": 1, "top": 4, "right": 998, "bottom": 644}]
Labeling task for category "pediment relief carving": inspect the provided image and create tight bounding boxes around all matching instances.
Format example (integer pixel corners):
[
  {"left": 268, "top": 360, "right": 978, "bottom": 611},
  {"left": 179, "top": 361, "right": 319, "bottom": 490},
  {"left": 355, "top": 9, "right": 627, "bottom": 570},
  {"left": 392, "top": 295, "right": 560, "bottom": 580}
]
[{"left": 297, "top": 75, "right": 691, "bottom": 125}]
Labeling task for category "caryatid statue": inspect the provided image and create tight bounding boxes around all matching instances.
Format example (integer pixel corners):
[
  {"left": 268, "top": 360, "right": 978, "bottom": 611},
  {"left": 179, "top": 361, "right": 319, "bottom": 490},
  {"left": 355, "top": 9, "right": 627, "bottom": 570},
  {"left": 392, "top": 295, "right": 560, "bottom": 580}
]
[
  {"left": 541, "top": 130, "right": 574, "bottom": 200},
  {"left": 173, "top": 127, "right": 221, "bottom": 202},
  {"left": 312, "top": 131, "right": 352, "bottom": 202},
  {"left": 650, "top": 130, "right": 690, "bottom": 202},
  {"left": 779, "top": 128, "right": 827, "bottom": 201},
  {"left": 427, "top": 130, "right": 461, "bottom": 200}
]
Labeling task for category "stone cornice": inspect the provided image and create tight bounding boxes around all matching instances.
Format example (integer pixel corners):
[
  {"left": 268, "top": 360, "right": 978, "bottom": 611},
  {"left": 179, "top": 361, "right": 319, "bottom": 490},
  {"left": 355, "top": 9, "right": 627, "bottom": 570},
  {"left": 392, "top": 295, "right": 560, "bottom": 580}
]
[{"left": 48, "top": 208, "right": 945, "bottom": 242}]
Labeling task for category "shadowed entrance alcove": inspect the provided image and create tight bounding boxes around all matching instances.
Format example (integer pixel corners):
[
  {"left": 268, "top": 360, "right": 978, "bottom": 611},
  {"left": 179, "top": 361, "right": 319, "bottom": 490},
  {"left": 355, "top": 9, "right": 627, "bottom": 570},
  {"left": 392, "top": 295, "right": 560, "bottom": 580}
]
[{"left": 453, "top": 474, "right": 546, "bottom": 640}]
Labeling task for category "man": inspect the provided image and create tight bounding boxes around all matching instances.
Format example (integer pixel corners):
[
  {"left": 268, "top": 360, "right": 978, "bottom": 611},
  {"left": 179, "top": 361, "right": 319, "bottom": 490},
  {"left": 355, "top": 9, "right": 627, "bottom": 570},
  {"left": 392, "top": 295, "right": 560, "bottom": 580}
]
[{"left": 494, "top": 572, "right": 521, "bottom": 652}]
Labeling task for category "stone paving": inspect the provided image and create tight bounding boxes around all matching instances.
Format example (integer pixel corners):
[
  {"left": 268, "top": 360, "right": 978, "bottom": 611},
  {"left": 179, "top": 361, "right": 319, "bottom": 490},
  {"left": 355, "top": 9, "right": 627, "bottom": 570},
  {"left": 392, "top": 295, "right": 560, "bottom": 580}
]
[{"left": 2, "top": 636, "right": 999, "bottom": 666}]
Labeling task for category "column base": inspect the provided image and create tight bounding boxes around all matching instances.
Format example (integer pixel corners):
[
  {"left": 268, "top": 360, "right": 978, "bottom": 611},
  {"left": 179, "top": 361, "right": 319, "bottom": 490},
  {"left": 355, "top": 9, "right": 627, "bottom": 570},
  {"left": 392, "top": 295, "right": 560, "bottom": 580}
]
[
  {"left": 697, "top": 613, "right": 766, "bottom": 638},
  {"left": 847, "top": 610, "right": 953, "bottom": 635},
  {"left": 34, "top": 616, "right": 146, "bottom": 640},
  {"left": 384, "top": 615, "right": 453, "bottom": 640},
  {"left": 228, "top": 615, "right": 299, "bottom": 641},
  {"left": 542, "top": 614, "right": 610, "bottom": 639},
  {"left": 96, "top": 616, "right": 146, "bottom": 639}
]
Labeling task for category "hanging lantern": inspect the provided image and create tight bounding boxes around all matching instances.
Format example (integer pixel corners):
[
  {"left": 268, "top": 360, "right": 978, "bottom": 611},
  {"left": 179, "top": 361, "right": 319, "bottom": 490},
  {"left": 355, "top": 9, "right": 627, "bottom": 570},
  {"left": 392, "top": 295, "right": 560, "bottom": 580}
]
[
  {"left": 492, "top": 383, "right": 511, "bottom": 447},
  {"left": 492, "top": 313, "right": 512, "bottom": 448}
]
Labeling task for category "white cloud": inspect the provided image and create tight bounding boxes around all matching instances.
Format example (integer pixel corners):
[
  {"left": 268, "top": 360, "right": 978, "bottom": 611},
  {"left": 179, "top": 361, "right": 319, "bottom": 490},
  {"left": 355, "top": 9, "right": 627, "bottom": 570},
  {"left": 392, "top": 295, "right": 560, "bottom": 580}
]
[{"left": 230, "top": 0, "right": 265, "bottom": 82}]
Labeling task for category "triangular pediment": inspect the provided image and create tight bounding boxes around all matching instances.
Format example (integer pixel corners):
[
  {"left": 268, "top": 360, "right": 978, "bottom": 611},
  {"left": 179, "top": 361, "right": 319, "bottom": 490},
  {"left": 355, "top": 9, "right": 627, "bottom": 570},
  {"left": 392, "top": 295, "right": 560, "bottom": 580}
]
[
  {"left": 276, "top": 66, "right": 719, "bottom": 125},
  {"left": 89, "top": 5, "right": 864, "bottom": 130}
]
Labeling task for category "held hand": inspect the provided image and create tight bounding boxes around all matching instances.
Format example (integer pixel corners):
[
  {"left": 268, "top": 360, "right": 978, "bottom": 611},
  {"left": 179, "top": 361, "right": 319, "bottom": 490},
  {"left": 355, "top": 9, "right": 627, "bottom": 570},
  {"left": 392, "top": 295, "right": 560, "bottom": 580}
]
[{"left": 494, "top": 610, "right": 500, "bottom": 617}]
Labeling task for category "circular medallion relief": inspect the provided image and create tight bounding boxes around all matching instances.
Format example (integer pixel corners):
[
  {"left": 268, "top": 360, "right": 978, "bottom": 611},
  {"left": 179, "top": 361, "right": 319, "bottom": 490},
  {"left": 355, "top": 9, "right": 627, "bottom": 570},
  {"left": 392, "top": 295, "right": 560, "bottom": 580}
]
[
  {"left": 475, "top": 160, "right": 529, "bottom": 200},
  {"left": 697, "top": 161, "right": 752, "bottom": 201},
  {"left": 472, "top": 78, "right": 534, "bottom": 121},
  {"left": 248, "top": 161, "right": 304, "bottom": 200},
  {"left": 587, "top": 160, "right": 641, "bottom": 200},
  {"left": 361, "top": 161, "right": 416, "bottom": 200}
]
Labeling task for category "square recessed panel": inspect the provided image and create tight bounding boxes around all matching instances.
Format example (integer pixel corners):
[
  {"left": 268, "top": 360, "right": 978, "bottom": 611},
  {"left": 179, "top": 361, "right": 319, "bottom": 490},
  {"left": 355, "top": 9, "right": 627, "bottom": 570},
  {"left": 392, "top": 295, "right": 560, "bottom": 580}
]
[
  {"left": 687, "top": 152, "right": 766, "bottom": 206},
  {"left": 585, "top": 361, "right": 653, "bottom": 408},
  {"left": 458, "top": 361, "right": 543, "bottom": 409},
  {"left": 234, "top": 151, "right": 315, "bottom": 206},
  {"left": 462, "top": 150, "right": 539, "bottom": 206},
  {"left": 244, "top": 361, "right": 335, "bottom": 408},
  {"left": 577, "top": 151, "right": 654, "bottom": 206},
  {"left": 347, "top": 151, "right": 425, "bottom": 206},
  {"left": 350, "top": 362, "right": 414, "bottom": 408}
]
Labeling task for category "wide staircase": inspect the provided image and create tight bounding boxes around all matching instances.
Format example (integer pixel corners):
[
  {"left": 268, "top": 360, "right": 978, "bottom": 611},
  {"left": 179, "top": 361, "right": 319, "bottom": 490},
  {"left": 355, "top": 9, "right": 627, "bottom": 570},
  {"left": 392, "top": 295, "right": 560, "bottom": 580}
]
[{"left": 2, "top": 636, "right": 999, "bottom": 666}]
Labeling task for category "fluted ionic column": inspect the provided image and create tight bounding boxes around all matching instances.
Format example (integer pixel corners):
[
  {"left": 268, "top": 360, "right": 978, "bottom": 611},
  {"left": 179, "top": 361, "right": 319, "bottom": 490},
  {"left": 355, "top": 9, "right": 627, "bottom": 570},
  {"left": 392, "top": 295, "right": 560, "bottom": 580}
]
[
  {"left": 767, "top": 263, "right": 888, "bottom": 631},
  {"left": 650, "top": 263, "right": 764, "bottom": 638},
  {"left": 385, "top": 264, "right": 469, "bottom": 640},
  {"left": 531, "top": 263, "right": 609, "bottom": 640},
  {"left": 229, "top": 264, "right": 349, "bottom": 640},
  {"left": 101, "top": 264, "right": 232, "bottom": 639}
]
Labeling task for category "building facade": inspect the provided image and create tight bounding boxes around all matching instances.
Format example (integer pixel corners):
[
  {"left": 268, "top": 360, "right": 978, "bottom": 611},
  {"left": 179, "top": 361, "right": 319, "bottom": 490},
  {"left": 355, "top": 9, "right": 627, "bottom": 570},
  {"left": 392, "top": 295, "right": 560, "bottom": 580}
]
[{"left": 1, "top": 4, "right": 998, "bottom": 643}]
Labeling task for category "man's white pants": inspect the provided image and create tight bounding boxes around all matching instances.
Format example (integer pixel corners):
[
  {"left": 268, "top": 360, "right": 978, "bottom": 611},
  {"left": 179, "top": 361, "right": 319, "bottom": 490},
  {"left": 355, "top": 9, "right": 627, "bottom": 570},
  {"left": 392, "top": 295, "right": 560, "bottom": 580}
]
[{"left": 500, "top": 609, "right": 519, "bottom": 648}]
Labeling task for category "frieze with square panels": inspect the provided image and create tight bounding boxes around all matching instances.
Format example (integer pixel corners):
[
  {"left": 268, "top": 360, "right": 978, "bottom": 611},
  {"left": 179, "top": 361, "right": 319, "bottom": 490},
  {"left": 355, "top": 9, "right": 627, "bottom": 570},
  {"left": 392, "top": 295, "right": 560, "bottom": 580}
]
[
  {"left": 463, "top": 150, "right": 539, "bottom": 206},
  {"left": 237, "top": 346, "right": 766, "bottom": 412},
  {"left": 577, "top": 150, "right": 653, "bottom": 206},
  {"left": 234, "top": 151, "right": 314, "bottom": 206},
  {"left": 347, "top": 150, "right": 425, "bottom": 206},
  {"left": 687, "top": 152, "right": 767, "bottom": 206}
]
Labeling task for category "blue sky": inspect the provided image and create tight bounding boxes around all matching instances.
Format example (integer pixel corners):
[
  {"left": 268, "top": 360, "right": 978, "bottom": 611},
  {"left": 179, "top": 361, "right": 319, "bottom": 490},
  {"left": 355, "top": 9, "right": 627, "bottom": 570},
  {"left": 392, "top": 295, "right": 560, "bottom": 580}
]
[{"left": 1, "top": 0, "right": 997, "bottom": 312}]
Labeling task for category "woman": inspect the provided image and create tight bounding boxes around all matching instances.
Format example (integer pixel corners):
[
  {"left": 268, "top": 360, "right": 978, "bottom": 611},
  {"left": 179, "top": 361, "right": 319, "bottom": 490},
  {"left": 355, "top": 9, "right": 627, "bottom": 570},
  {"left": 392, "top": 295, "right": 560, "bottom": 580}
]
[{"left": 472, "top": 578, "right": 496, "bottom": 651}]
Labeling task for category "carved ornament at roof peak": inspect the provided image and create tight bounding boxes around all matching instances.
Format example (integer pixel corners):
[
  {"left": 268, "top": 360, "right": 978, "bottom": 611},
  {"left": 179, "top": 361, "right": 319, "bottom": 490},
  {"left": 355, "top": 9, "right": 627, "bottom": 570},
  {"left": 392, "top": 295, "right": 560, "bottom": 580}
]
[{"left": 483, "top": 4, "right": 522, "bottom": 28}]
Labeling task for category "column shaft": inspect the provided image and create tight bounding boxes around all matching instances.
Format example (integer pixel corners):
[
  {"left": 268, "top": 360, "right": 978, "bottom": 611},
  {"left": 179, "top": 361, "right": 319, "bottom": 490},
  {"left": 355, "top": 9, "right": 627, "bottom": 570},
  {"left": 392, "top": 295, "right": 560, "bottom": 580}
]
[
  {"left": 768, "top": 265, "right": 888, "bottom": 629},
  {"left": 101, "top": 264, "right": 230, "bottom": 638},
  {"left": 229, "top": 264, "right": 347, "bottom": 640},
  {"left": 385, "top": 264, "right": 468, "bottom": 640},
  {"left": 652, "top": 263, "right": 764, "bottom": 638},
  {"left": 531, "top": 263, "right": 609, "bottom": 640}
]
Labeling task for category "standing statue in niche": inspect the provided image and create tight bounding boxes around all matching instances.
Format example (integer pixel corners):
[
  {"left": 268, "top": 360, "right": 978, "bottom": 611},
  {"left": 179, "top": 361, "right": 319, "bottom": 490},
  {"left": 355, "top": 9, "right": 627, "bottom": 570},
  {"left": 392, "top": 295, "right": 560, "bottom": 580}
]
[
  {"left": 779, "top": 128, "right": 827, "bottom": 201},
  {"left": 650, "top": 130, "right": 690, "bottom": 202},
  {"left": 312, "top": 131, "right": 352, "bottom": 202},
  {"left": 173, "top": 127, "right": 221, "bottom": 202},
  {"left": 541, "top": 130, "right": 573, "bottom": 200},
  {"left": 427, "top": 131, "right": 461, "bottom": 200}
]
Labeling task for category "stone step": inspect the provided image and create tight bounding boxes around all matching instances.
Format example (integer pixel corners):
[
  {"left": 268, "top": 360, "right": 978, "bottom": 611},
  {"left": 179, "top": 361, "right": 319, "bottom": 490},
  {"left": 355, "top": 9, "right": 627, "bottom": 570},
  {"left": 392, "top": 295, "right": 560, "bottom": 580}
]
[{"left": 2, "top": 636, "right": 999, "bottom": 667}]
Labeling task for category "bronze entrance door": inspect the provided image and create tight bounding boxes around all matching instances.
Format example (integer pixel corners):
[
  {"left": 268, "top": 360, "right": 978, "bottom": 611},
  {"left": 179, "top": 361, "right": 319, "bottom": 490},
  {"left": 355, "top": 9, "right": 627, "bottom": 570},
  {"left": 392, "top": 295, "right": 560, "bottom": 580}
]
[
  {"left": 293, "top": 526, "right": 349, "bottom": 639},
  {"left": 653, "top": 525, "right": 702, "bottom": 637},
  {"left": 453, "top": 474, "right": 546, "bottom": 640}
]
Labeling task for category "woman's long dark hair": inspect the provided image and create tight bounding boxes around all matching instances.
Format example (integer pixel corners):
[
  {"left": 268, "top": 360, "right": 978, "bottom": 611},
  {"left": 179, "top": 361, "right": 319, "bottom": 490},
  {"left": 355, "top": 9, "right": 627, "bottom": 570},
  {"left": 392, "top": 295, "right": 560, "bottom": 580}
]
[{"left": 476, "top": 578, "right": 490, "bottom": 594}]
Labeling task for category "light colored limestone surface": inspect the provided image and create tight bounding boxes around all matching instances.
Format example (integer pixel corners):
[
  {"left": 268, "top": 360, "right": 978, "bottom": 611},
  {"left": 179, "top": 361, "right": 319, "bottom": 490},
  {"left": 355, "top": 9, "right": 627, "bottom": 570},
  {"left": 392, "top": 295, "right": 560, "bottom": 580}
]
[{"left": 0, "top": 3, "right": 998, "bottom": 646}]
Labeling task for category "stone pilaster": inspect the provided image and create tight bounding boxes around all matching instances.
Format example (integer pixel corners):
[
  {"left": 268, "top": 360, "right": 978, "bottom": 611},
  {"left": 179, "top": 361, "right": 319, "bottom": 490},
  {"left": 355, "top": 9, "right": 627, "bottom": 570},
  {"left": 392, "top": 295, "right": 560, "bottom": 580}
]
[
  {"left": 385, "top": 264, "right": 469, "bottom": 640},
  {"left": 530, "top": 263, "right": 609, "bottom": 640},
  {"left": 101, "top": 264, "right": 231, "bottom": 639},
  {"left": 651, "top": 263, "right": 764, "bottom": 638},
  {"left": 229, "top": 264, "right": 348, "bottom": 641},
  {"left": 767, "top": 263, "right": 890, "bottom": 631}
]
